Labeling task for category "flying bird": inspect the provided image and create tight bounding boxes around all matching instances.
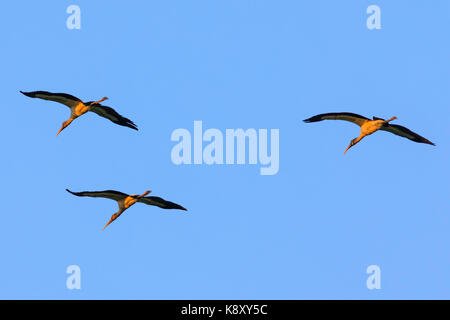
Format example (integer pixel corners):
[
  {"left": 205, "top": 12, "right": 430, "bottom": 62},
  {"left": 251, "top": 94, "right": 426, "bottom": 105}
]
[
  {"left": 20, "top": 91, "right": 138, "bottom": 135},
  {"left": 66, "top": 189, "right": 187, "bottom": 230},
  {"left": 303, "top": 112, "right": 434, "bottom": 154}
]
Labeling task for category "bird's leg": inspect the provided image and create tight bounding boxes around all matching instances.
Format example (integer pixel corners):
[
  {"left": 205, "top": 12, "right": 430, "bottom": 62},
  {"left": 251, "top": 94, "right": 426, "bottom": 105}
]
[
  {"left": 56, "top": 118, "right": 73, "bottom": 136},
  {"left": 129, "top": 190, "right": 151, "bottom": 199},
  {"left": 93, "top": 97, "right": 108, "bottom": 104},
  {"left": 137, "top": 190, "right": 151, "bottom": 198},
  {"left": 386, "top": 116, "right": 397, "bottom": 123}
]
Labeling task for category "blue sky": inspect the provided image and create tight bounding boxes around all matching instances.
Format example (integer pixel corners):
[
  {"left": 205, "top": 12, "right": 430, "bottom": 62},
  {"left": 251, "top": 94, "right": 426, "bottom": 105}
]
[{"left": 0, "top": 1, "right": 449, "bottom": 299}]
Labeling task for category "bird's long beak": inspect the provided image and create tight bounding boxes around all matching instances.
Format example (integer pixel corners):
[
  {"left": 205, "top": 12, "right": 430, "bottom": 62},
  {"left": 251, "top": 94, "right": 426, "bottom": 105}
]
[
  {"left": 56, "top": 119, "right": 73, "bottom": 136},
  {"left": 102, "top": 213, "right": 120, "bottom": 231},
  {"left": 344, "top": 143, "right": 353, "bottom": 154},
  {"left": 94, "top": 97, "right": 108, "bottom": 104},
  {"left": 102, "top": 217, "right": 115, "bottom": 230}
]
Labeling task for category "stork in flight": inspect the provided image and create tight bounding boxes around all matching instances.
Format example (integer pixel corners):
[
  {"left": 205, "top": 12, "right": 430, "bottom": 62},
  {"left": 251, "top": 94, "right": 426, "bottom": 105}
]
[
  {"left": 303, "top": 112, "right": 435, "bottom": 154},
  {"left": 20, "top": 91, "right": 138, "bottom": 135},
  {"left": 66, "top": 189, "right": 187, "bottom": 230}
]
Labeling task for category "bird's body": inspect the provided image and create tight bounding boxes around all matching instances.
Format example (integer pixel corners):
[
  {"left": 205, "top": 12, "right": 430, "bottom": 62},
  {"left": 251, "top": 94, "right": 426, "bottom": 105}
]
[
  {"left": 66, "top": 189, "right": 187, "bottom": 230},
  {"left": 360, "top": 119, "right": 385, "bottom": 136},
  {"left": 20, "top": 91, "right": 138, "bottom": 135},
  {"left": 303, "top": 112, "right": 434, "bottom": 153}
]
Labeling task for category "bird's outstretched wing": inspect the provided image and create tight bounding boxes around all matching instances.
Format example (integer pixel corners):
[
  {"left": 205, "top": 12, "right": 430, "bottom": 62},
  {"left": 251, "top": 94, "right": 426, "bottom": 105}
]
[
  {"left": 89, "top": 104, "right": 138, "bottom": 130},
  {"left": 303, "top": 112, "right": 370, "bottom": 127},
  {"left": 66, "top": 189, "right": 128, "bottom": 201},
  {"left": 138, "top": 196, "right": 187, "bottom": 211},
  {"left": 380, "top": 124, "right": 435, "bottom": 145},
  {"left": 20, "top": 91, "right": 82, "bottom": 108}
]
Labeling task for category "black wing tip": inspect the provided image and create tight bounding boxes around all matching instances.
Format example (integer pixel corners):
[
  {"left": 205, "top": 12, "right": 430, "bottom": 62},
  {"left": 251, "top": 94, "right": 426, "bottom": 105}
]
[
  {"left": 303, "top": 112, "right": 368, "bottom": 123},
  {"left": 415, "top": 138, "right": 435, "bottom": 146},
  {"left": 66, "top": 189, "right": 85, "bottom": 196},
  {"left": 124, "top": 120, "right": 138, "bottom": 131},
  {"left": 141, "top": 198, "right": 188, "bottom": 211},
  {"left": 419, "top": 136, "right": 435, "bottom": 146},
  {"left": 122, "top": 121, "right": 138, "bottom": 131},
  {"left": 20, "top": 90, "right": 56, "bottom": 98},
  {"left": 96, "top": 105, "right": 139, "bottom": 130},
  {"left": 387, "top": 124, "right": 436, "bottom": 147},
  {"left": 20, "top": 90, "right": 34, "bottom": 97},
  {"left": 124, "top": 117, "right": 138, "bottom": 130},
  {"left": 303, "top": 115, "right": 321, "bottom": 123},
  {"left": 147, "top": 197, "right": 187, "bottom": 211},
  {"left": 167, "top": 202, "right": 187, "bottom": 211}
]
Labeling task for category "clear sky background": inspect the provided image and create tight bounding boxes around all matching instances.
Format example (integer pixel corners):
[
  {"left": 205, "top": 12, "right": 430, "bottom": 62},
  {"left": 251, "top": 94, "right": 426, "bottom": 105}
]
[{"left": 0, "top": 1, "right": 449, "bottom": 299}]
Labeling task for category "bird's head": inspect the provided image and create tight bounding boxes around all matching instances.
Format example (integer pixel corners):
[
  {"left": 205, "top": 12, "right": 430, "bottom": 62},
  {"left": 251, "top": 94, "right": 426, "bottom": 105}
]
[
  {"left": 344, "top": 138, "right": 356, "bottom": 154},
  {"left": 56, "top": 118, "right": 73, "bottom": 136},
  {"left": 103, "top": 212, "right": 120, "bottom": 231}
]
